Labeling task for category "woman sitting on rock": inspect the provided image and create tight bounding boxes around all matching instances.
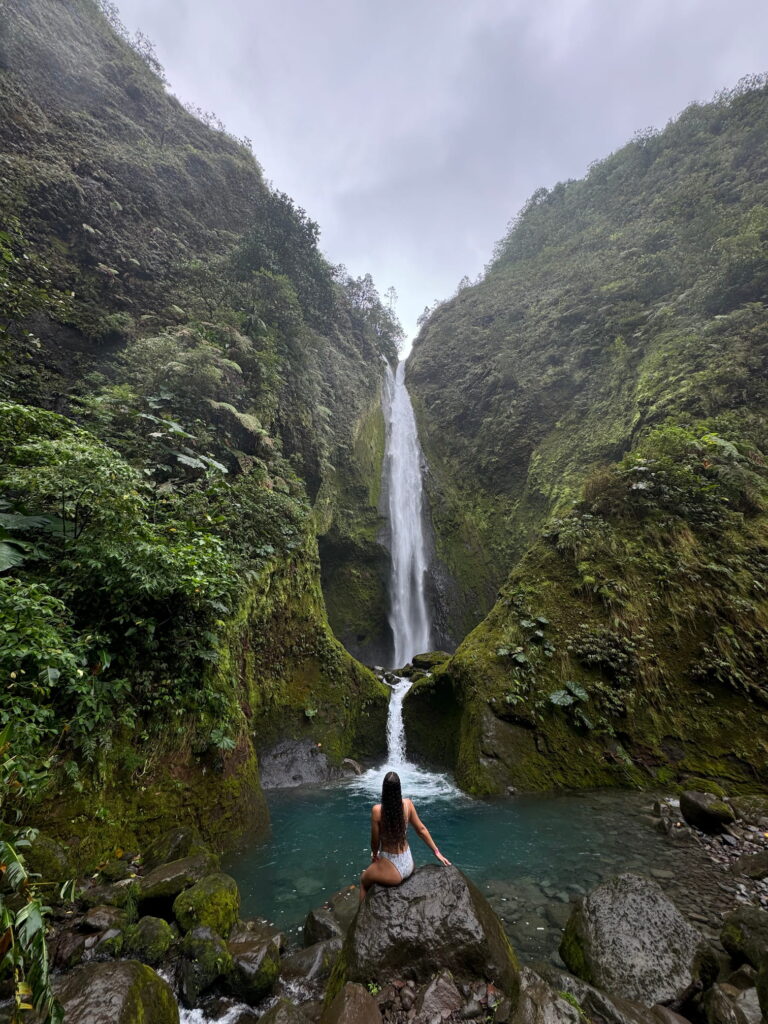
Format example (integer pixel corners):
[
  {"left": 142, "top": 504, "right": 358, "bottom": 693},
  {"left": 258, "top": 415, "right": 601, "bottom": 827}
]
[{"left": 360, "top": 770, "right": 451, "bottom": 900}]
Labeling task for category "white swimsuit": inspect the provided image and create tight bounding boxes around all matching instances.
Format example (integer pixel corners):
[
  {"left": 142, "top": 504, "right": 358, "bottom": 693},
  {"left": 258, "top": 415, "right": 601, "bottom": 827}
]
[
  {"left": 378, "top": 807, "right": 414, "bottom": 879},
  {"left": 379, "top": 845, "right": 414, "bottom": 880}
]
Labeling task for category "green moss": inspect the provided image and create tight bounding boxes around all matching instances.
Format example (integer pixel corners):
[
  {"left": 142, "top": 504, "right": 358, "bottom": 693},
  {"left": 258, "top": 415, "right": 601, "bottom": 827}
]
[
  {"left": 123, "top": 917, "right": 175, "bottom": 966},
  {"left": 172, "top": 873, "right": 240, "bottom": 937}
]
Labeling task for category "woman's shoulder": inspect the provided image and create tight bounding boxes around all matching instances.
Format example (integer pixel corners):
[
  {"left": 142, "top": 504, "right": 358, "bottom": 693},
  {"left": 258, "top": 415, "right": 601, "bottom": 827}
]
[{"left": 371, "top": 803, "right": 382, "bottom": 818}]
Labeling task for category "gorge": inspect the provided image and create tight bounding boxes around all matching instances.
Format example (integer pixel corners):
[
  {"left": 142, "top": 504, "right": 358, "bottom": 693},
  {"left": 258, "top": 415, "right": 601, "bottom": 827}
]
[{"left": 2, "top": 2, "right": 768, "bottom": 1021}]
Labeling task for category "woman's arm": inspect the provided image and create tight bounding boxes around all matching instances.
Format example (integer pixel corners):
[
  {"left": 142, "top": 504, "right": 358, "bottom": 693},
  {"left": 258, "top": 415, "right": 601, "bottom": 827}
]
[
  {"left": 408, "top": 800, "right": 451, "bottom": 865},
  {"left": 370, "top": 805, "right": 380, "bottom": 861}
]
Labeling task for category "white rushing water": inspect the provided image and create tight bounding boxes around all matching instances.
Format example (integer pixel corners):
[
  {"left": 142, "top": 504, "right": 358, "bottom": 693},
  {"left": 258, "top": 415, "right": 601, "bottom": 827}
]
[
  {"left": 384, "top": 360, "right": 432, "bottom": 668},
  {"left": 350, "top": 676, "right": 457, "bottom": 802}
]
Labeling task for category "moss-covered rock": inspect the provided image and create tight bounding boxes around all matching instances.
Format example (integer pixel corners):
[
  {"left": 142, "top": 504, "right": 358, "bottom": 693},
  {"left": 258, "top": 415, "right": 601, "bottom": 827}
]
[
  {"left": 178, "top": 926, "right": 233, "bottom": 1007},
  {"left": 123, "top": 915, "right": 175, "bottom": 965},
  {"left": 173, "top": 872, "right": 240, "bottom": 937},
  {"left": 260, "top": 998, "right": 312, "bottom": 1024},
  {"left": 720, "top": 907, "right": 768, "bottom": 968},
  {"left": 142, "top": 827, "right": 209, "bottom": 871},
  {"left": 679, "top": 791, "right": 735, "bottom": 834},
  {"left": 54, "top": 960, "right": 179, "bottom": 1023},
  {"left": 224, "top": 934, "right": 281, "bottom": 1003},
  {"left": 24, "top": 831, "right": 73, "bottom": 882},
  {"left": 138, "top": 851, "right": 220, "bottom": 903},
  {"left": 731, "top": 795, "right": 768, "bottom": 826}
]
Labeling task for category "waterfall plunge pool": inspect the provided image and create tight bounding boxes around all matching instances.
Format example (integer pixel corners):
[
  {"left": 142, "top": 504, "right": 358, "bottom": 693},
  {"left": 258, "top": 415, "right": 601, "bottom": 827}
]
[{"left": 223, "top": 777, "right": 721, "bottom": 965}]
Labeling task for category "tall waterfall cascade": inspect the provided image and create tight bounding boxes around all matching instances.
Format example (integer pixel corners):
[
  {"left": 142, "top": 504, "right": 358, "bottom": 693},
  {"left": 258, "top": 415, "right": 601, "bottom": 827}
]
[
  {"left": 383, "top": 360, "right": 432, "bottom": 669},
  {"left": 347, "top": 361, "right": 456, "bottom": 800}
]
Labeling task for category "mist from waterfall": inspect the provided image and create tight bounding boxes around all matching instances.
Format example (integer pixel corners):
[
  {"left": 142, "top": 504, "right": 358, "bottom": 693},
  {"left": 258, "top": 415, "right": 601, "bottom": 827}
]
[{"left": 383, "top": 360, "right": 432, "bottom": 669}]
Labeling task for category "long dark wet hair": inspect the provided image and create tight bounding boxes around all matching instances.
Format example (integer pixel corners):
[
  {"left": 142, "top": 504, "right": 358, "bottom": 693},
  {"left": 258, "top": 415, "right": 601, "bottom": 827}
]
[{"left": 380, "top": 771, "right": 407, "bottom": 851}]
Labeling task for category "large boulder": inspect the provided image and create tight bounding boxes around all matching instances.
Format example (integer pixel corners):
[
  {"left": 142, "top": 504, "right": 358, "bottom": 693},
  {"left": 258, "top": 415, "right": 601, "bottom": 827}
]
[
  {"left": 330, "top": 866, "right": 519, "bottom": 1001},
  {"left": 224, "top": 933, "right": 281, "bottom": 1003},
  {"left": 172, "top": 871, "right": 240, "bottom": 936},
  {"left": 54, "top": 960, "right": 178, "bottom": 1023},
  {"left": 731, "top": 851, "right": 768, "bottom": 882},
  {"left": 138, "top": 851, "right": 219, "bottom": 903},
  {"left": 261, "top": 999, "right": 312, "bottom": 1024},
  {"left": 559, "top": 873, "right": 707, "bottom": 1006},
  {"left": 24, "top": 831, "right": 74, "bottom": 882},
  {"left": 721, "top": 907, "right": 768, "bottom": 968},
  {"left": 142, "top": 826, "right": 208, "bottom": 870},
  {"left": 282, "top": 938, "right": 341, "bottom": 983},
  {"left": 535, "top": 964, "right": 690, "bottom": 1024},
  {"left": 122, "top": 915, "right": 175, "bottom": 965},
  {"left": 177, "top": 926, "right": 232, "bottom": 1007},
  {"left": 510, "top": 967, "right": 583, "bottom": 1024},
  {"left": 680, "top": 792, "right": 735, "bottom": 834},
  {"left": 322, "top": 982, "right": 383, "bottom": 1024}
]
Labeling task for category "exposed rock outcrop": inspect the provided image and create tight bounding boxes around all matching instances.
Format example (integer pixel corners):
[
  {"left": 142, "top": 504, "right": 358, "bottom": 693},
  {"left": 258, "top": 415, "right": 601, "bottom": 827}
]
[{"left": 559, "top": 873, "right": 709, "bottom": 1006}]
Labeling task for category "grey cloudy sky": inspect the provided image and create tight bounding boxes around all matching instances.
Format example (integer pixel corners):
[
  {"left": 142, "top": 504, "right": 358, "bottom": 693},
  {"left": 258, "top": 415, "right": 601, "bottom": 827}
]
[{"left": 116, "top": 0, "right": 768, "bottom": 349}]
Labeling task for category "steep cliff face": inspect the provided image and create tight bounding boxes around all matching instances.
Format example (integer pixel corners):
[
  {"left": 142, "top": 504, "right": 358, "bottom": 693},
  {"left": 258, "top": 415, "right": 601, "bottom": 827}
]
[
  {"left": 0, "top": 0, "right": 393, "bottom": 857},
  {"left": 407, "top": 78, "right": 768, "bottom": 794}
]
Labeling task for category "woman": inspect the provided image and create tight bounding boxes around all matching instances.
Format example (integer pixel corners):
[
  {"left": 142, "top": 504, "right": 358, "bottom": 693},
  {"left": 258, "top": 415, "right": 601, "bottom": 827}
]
[{"left": 359, "top": 770, "right": 451, "bottom": 900}]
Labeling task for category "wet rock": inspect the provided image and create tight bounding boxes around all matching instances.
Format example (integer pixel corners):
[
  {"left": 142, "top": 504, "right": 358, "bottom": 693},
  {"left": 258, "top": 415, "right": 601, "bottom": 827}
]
[
  {"left": 721, "top": 907, "right": 768, "bottom": 967},
  {"left": 138, "top": 851, "right": 220, "bottom": 903},
  {"left": 53, "top": 929, "right": 88, "bottom": 969},
  {"left": 680, "top": 792, "right": 735, "bottom": 835},
  {"left": 411, "top": 651, "right": 451, "bottom": 669},
  {"left": 734, "top": 987, "right": 762, "bottom": 1024},
  {"left": 224, "top": 933, "right": 281, "bottom": 1002},
  {"left": 259, "top": 739, "right": 341, "bottom": 789},
  {"left": 177, "top": 927, "right": 232, "bottom": 1007},
  {"left": 92, "top": 926, "right": 124, "bottom": 957},
  {"left": 535, "top": 964, "right": 668, "bottom": 1024},
  {"left": 99, "top": 858, "right": 133, "bottom": 883},
  {"left": 322, "top": 982, "right": 383, "bottom": 1024},
  {"left": 261, "top": 998, "right": 312, "bottom": 1024},
  {"left": 700, "top": 983, "right": 752, "bottom": 1024},
  {"left": 756, "top": 962, "right": 768, "bottom": 1020},
  {"left": 79, "top": 880, "right": 134, "bottom": 910},
  {"left": 509, "top": 968, "right": 581, "bottom": 1024},
  {"left": 230, "top": 917, "right": 284, "bottom": 948},
  {"left": 54, "top": 959, "right": 179, "bottom": 1023},
  {"left": 342, "top": 758, "right": 363, "bottom": 776},
  {"left": 731, "top": 796, "right": 768, "bottom": 828},
  {"left": 305, "top": 905, "right": 344, "bottom": 946},
  {"left": 282, "top": 938, "right": 341, "bottom": 982},
  {"left": 172, "top": 872, "right": 240, "bottom": 937},
  {"left": 559, "top": 873, "right": 705, "bottom": 1006},
  {"left": 142, "top": 825, "right": 208, "bottom": 871},
  {"left": 122, "top": 915, "right": 174, "bottom": 965},
  {"left": 413, "top": 969, "right": 463, "bottom": 1023},
  {"left": 329, "top": 885, "right": 360, "bottom": 935},
  {"left": 82, "top": 905, "right": 126, "bottom": 933},
  {"left": 732, "top": 851, "right": 768, "bottom": 881},
  {"left": 650, "top": 1007, "right": 693, "bottom": 1024},
  {"left": 337, "top": 866, "right": 519, "bottom": 997},
  {"left": 726, "top": 965, "right": 757, "bottom": 990}
]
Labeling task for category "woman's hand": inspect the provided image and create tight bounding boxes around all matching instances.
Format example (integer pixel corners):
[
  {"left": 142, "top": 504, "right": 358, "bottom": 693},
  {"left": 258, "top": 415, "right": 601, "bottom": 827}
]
[
  {"left": 370, "top": 852, "right": 379, "bottom": 863},
  {"left": 435, "top": 850, "right": 451, "bottom": 866}
]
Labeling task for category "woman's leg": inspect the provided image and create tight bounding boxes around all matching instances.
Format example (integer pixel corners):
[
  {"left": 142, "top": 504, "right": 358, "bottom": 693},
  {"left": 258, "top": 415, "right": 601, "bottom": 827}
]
[{"left": 359, "top": 857, "right": 402, "bottom": 900}]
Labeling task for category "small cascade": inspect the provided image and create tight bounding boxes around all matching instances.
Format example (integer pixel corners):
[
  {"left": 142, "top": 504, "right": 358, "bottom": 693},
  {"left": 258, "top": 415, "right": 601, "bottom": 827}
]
[
  {"left": 383, "top": 361, "right": 432, "bottom": 668},
  {"left": 385, "top": 676, "right": 413, "bottom": 767}
]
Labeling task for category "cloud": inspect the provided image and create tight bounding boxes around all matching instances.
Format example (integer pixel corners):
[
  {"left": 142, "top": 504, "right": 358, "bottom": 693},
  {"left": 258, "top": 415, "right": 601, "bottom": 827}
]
[{"left": 115, "top": 0, "right": 768, "bottom": 347}]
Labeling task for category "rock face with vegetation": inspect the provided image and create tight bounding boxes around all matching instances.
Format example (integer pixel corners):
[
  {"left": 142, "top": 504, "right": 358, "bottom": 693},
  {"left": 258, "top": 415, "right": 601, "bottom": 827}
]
[
  {"left": 0, "top": 0, "right": 400, "bottom": 858},
  {"left": 407, "top": 76, "right": 768, "bottom": 794}
]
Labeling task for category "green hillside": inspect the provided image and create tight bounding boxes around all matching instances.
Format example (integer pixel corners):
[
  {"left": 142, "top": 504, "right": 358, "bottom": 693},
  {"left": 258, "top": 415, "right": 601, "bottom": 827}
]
[
  {"left": 407, "top": 76, "right": 768, "bottom": 794},
  {"left": 0, "top": 0, "right": 400, "bottom": 856}
]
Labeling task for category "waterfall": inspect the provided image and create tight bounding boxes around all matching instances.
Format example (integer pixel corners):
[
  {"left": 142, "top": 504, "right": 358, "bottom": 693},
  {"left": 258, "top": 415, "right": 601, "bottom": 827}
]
[
  {"left": 385, "top": 677, "right": 413, "bottom": 767},
  {"left": 383, "top": 360, "right": 432, "bottom": 668}
]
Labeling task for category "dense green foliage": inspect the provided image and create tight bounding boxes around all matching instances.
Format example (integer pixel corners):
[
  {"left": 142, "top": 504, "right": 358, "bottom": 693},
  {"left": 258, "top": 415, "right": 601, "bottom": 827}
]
[
  {"left": 0, "top": 0, "right": 396, "bottom": 833},
  {"left": 409, "top": 77, "right": 768, "bottom": 792}
]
